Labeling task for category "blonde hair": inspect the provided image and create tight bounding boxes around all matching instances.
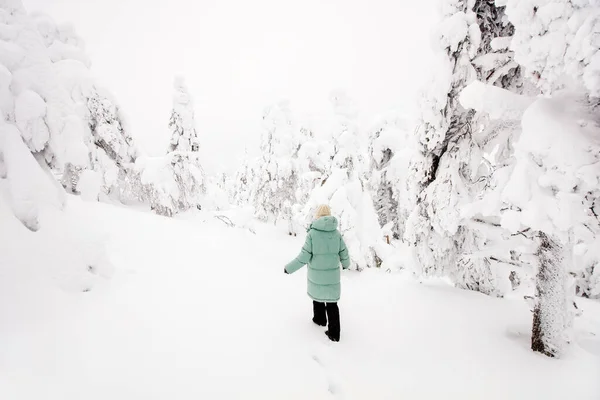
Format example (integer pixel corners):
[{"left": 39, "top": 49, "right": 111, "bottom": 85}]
[{"left": 315, "top": 204, "right": 331, "bottom": 219}]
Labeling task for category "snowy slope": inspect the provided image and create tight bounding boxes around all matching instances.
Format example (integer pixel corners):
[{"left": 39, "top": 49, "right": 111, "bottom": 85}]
[{"left": 0, "top": 199, "right": 598, "bottom": 400}]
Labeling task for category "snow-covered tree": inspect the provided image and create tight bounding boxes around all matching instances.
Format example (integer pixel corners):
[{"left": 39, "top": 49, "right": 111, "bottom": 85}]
[
  {"left": 87, "top": 88, "right": 136, "bottom": 166},
  {"left": 301, "top": 91, "right": 385, "bottom": 270},
  {"left": 0, "top": 1, "right": 112, "bottom": 290},
  {"left": 368, "top": 114, "right": 415, "bottom": 240},
  {"left": 292, "top": 124, "right": 331, "bottom": 230},
  {"left": 404, "top": 0, "right": 528, "bottom": 296},
  {"left": 83, "top": 87, "right": 138, "bottom": 200},
  {"left": 505, "top": 0, "right": 600, "bottom": 97},
  {"left": 232, "top": 149, "right": 258, "bottom": 206},
  {"left": 1, "top": 11, "right": 90, "bottom": 182},
  {"left": 404, "top": 0, "right": 600, "bottom": 357},
  {"left": 573, "top": 182, "right": 600, "bottom": 300},
  {"left": 0, "top": 2, "right": 145, "bottom": 206},
  {"left": 503, "top": 0, "right": 600, "bottom": 305},
  {"left": 450, "top": 0, "right": 600, "bottom": 357},
  {"left": 137, "top": 77, "right": 205, "bottom": 217},
  {"left": 489, "top": 0, "right": 600, "bottom": 356},
  {"left": 500, "top": 94, "right": 600, "bottom": 356},
  {"left": 169, "top": 76, "right": 200, "bottom": 153},
  {"left": 251, "top": 100, "right": 300, "bottom": 234},
  {"left": 202, "top": 171, "right": 232, "bottom": 212},
  {"left": 136, "top": 151, "right": 204, "bottom": 217},
  {"left": 404, "top": 0, "right": 479, "bottom": 281}
]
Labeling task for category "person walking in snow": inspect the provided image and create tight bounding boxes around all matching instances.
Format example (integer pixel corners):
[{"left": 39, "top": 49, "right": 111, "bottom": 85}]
[{"left": 284, "top": 205, "right": 350, "bottom": 342}]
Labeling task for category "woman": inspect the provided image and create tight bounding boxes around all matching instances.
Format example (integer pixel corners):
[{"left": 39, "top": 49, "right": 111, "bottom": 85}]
[{"left": 284, "top": 205, "right": 350, "bottom": 342}]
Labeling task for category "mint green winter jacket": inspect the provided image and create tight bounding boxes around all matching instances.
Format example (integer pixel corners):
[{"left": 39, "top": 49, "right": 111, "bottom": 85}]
[{"left": 285, "top": 216, "right": 350, "bottom": 302}]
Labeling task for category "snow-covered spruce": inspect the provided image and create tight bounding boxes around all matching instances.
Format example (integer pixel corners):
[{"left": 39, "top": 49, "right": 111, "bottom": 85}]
[
  {"left": 202, "top": 172, "right": 232, "bottom": 212},
  {"left": 0, "top": 0, "right": 142, "bottom": 204},
  {"left": 459, "top": 66, "right": 600, "bottom": 357},
  {"left": 574, "top": 198, "right": 600, "bottom": 299},
  {"left": 138, "top": 76, "right": 205, "bottom": 217},
  {"left": 505, "top": 0, "right": 600, "bottom": 96},
  {"left": 231, "top": 149, "right": 258, "bottom": 207},
  {"left": 0, "top": 0, "right": 113, "bottom": 291},
  {"left": 292, "top": 123, "right": 332, "bottom": 231},
  {"left": 85, "top": 87, "right": 138, "bottom": 200},
  {"left": 0, "top": 7, "right": 89, "bottom": 177},
  {"left": 169, "top": 76, "right": 200, "bottom": 153},
  {"left": 251, "top": 100, "right": 300, "bottom": 234},
  {"left": 138, "top": 151, "right": 205, "bottom": 217},
  {"left": 499, "top": 0, "right": 600, "bottom": 303},
  {"left": 405, "top": 0, "right": 525, "bottom": 296},
  {"left": 367, "top": 113, "right": 415, "bottom": 240},
  {"left": 300, "top": 91, "right": 385, "bottom": 270},
  {"left": 451, "top": 0, "right": 600, "bottom": 355},
  {"left": 500, "top": 94, "right": 600, "bottom": 355}
]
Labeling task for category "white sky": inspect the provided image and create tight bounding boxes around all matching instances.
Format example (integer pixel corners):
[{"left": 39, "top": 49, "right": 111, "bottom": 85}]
[{"left": 23, "top": 0, "right": 437, "bottom": 173}]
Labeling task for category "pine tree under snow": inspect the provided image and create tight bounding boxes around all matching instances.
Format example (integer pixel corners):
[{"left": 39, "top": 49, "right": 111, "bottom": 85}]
[
  {"left": 367, "top": 114, "right": 415, "bottom": 240},
  {"left": 505, "top": 0, "right": 600, "bottom": 97},
  {"left": 83, "top": 87, "right": 138, "bottom": 201},
  {"left": 0, "top": 0, "right": 112, "bottom": 285},
  {"left": 397, "top": 0, "right": 600, "bottom": 358},
  {"left": 1, "top": 8, "right": 91, "bottom": 180},
  {"left": 449, "top": 0, "right": 600, "bottom": 356},
  {"left": 501, "top": 0, "right": 600, "bottom": 303},
  {"left": 135, "top": 77, "right": 205, "bottom": 217},
  {"left": 201, "top": 172, "right": 231, "bottom": 212},
  {"left": 232, "top": 149, "right": 256, "bottom": 207},
  {"left": 87, "top": 88, "right": 136, "bottom": 167},
  {"left": 404, "top": 0, "right": 525, "bottom": 297},
  {"left": 301, "top": 91, "right": 384, "bottom": 270},
  {"left": 0, "top": 0, "right": 142, "bottom": 210},
  {"left": 0, "top": 2, "right": 142, "bottom": 205},
  {"left": 251, "top": 100, "right": 300, "bottom": 234},
  {"left": 495, "top": 91, "right": 600, "bottom": 356},
  {"left": 292, "top": 124, "right": 331, "bottom": 230},
  {"left": 136, "top": 151, "right": 205, "bottom": 217},
  {"left": 501, "top": 0, "right": 600, "bottom": 356},
  {"left": 169, "top": 76, "right": 200, "bottom": 153},
  {"left": 574, "top": 187, "right": 600, "bottom": 299}
]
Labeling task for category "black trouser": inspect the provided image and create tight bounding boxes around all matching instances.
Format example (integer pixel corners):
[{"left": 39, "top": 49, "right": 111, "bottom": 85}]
[{"left": 313, "top": 301, "right": 340, "bottom": 339}]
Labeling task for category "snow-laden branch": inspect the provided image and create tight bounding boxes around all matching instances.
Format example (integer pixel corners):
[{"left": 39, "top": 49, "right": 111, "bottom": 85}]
[{"left": 459, "top": 81, "right": 534, "bottom": 121}]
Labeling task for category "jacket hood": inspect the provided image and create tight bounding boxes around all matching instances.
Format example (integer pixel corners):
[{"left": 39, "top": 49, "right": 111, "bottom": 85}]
[{"left": 310, "top": 216, "right": 338, "bottom": 232}]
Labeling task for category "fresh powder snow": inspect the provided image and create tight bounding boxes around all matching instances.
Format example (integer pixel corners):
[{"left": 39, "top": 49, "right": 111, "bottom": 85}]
[{"left": 0, "top": 198, "right": 598, "bottom": 399}]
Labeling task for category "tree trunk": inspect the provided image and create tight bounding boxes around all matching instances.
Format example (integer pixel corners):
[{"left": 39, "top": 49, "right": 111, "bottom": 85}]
[{"left": 531, "top": 231, "right": 567, "bottom": 357}]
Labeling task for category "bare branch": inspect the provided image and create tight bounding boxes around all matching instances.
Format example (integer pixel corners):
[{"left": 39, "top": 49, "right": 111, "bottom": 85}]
[
  {"left": 214, "top": 215, "right": 235, "bottom": 228},
  {"left": 511, "top": 228, "right": 531, "bottom": 238},
  {"left": 489, "top": 256, "right": 521, "bottom": 268}
]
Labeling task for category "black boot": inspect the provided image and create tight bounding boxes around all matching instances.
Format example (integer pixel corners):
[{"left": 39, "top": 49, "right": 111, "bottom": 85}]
[
  {"left": 325, "top": 302, "right": 340, "bottom": 341},
  {"left": 312, "top": 301, "right": 327, "bottom": 327},
  {"left": 325, "top": 330, "right": 339, "bottom": 342}
]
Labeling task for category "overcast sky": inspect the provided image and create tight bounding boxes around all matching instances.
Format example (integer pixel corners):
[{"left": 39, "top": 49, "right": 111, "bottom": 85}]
[{"left": 23, "top": 0, "right": 437, "bottom": 173}]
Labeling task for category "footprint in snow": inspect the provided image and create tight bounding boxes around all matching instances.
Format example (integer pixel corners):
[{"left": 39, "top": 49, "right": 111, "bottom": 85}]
[{"left": 312, "top": 352, "right": 344, "bottom": 398}]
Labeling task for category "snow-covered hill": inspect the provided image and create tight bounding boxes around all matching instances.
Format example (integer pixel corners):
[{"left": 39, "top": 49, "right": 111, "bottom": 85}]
[{"left": 1, "top": 198, "right": 598, "bottom": 399}]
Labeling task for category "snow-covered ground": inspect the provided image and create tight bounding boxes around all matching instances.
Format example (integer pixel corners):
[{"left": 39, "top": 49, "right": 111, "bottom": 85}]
[{"left": 0, "top": 198, "right": 599, "bottom": 400}]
